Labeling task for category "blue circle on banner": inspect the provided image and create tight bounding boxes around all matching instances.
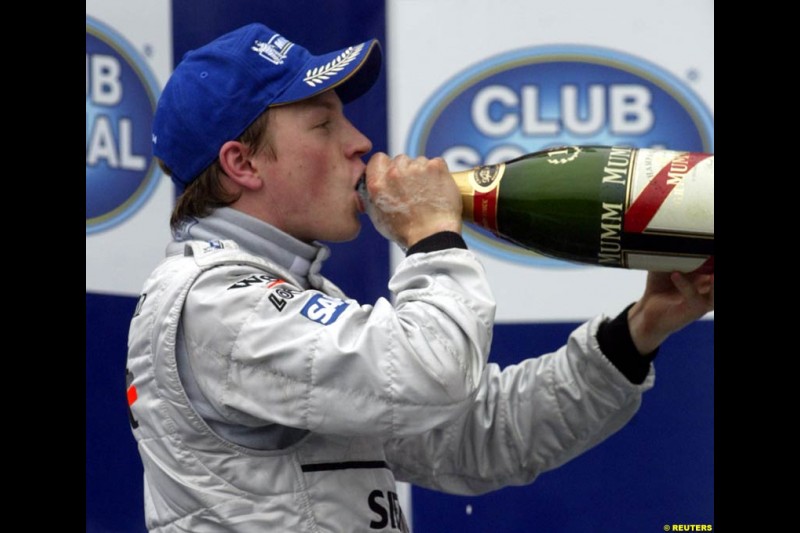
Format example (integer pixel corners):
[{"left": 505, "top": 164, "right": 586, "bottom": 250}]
[
  {"left": 86, "top": 17, "right": 161, "bottom": 235},
  {"left": 407, "top": 45, "right": 714, "bottom": 268}
]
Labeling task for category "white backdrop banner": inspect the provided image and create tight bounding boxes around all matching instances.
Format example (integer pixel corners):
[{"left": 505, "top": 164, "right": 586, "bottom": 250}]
[
  {"left": 387, "top": 0, "right": 713, "bottom": 323},
  {"left": 86, "top": 0, "right": 173, "bottom": 297}
]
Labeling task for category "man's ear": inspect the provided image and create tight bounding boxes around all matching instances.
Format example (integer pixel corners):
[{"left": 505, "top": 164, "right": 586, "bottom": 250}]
[{"left": 218, "top": 141, "right": 263, "bottom": 191}]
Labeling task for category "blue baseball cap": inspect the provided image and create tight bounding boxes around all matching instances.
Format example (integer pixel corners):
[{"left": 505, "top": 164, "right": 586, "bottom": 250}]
[{"left": 152, "top": 23, "right": 383, "bottom": 186}]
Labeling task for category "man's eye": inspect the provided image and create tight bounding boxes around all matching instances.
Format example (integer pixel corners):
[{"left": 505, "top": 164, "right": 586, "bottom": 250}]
[{"left": 316, "top": 121, "right": 331, "bottom": 129}]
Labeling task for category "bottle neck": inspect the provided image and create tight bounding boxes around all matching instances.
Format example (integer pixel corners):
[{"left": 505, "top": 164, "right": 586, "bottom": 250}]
[
  {"left": 450, "top": 168, "right": 476, "bottom": 222},
  {"left": 450, "top": 163, "right": 507, "bottom": 230}
]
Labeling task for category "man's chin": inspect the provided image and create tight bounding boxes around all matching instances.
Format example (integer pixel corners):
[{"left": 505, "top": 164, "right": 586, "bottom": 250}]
[{"left": 323, "top": 220, "right": 362, "bottom": 244}]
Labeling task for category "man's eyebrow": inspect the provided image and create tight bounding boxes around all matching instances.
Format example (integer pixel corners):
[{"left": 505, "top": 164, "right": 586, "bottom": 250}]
[{"left": 304, "top": 97, "right": 341, "bottom": 112}]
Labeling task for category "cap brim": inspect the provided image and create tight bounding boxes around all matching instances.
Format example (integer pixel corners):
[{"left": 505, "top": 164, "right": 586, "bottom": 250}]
[{"left": 271, "top": 39, "right": 382, "bottom": 107}]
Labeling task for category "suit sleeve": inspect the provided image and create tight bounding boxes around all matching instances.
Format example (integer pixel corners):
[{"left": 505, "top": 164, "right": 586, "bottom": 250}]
[{"left": 384, "top": 316, "right": 654, "bottom": 494}]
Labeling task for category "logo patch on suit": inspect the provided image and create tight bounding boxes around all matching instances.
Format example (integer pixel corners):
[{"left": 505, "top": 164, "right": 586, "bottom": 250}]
[{"left": 301, "top": 294, "right": 348, "bottom": 325}]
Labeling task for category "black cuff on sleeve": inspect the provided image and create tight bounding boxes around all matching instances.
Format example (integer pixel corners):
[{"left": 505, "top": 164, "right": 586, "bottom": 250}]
[
  {"left": 406, "top": 231, "right": 468, "bottom": 256},
  {"left": 596, "top": 303, "right": 658, "bottom": 385}
]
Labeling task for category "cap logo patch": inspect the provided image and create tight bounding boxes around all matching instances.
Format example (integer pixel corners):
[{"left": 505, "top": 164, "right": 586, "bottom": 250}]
[
  {"left": 304, "top": 43, "right": 365, "bottom": 87},
  {"left": 252, "top": 34, "right": 294, "bottom": 65}
]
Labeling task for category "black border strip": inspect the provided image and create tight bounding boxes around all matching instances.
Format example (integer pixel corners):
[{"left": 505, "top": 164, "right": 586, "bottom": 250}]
[{"left": 301, "top": 460, "right": 390, "bottom": 473}]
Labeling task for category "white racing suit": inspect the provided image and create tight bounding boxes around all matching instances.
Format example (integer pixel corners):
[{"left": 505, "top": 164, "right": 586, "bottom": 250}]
[{"left": 126, "top": 208, "right": 653, "bottom": 532}]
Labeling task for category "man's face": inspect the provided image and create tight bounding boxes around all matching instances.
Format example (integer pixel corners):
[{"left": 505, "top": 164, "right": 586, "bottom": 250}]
[{"left": 254, "top": 90, "right": 373, "bottom": 243}]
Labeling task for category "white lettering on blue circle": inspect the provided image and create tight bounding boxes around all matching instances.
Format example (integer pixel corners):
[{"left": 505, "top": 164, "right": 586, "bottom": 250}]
[
  {"left": 86, "top": 17, "right": 161, "bottom": 234},
  {"left": 407, "top": 45, "right": 713, "bottom": 268}
]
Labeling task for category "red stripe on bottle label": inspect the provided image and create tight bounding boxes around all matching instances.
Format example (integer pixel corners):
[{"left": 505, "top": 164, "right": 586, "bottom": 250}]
[
  {"left": 624, "top": 153, "right": 711, "bottom": 234},
  {"left": 474, "top": 189, "right": 498, "bottom": 232},
  {"left": 127, "top": 385, "right": 138, "bottom": 406}
]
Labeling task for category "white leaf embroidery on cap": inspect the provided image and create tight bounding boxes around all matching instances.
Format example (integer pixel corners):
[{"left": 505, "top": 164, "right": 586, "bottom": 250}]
[{"left": 304, "top": 44, "right": 365, "bottom": 87}]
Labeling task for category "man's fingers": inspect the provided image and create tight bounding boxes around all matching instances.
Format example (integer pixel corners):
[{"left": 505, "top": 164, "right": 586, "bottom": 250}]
[
  {"left": 366, "top": 152, "right": 391, "bottom": 181},
  {"left": 671, "top": 272, "right": 714, "bottom": 312}
]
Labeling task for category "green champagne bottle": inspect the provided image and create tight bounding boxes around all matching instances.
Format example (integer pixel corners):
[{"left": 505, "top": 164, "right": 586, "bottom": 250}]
[{"left": 450, "top": 145, "right": 714, "bottom": 273}]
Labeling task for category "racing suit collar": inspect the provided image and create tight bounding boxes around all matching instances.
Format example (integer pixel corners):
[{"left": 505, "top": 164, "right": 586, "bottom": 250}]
[{"left": 169, "top": 207, "right": 323, "bottom": 287}]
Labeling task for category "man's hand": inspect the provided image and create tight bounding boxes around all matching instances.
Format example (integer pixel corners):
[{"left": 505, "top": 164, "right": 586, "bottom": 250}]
[
  {"left": 627, "top": 271, "right": 715, "bottom": 355},
  {"left": 363, "top": 153, "right": 462, "bottom": 249}
]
